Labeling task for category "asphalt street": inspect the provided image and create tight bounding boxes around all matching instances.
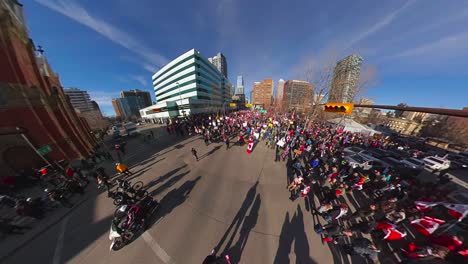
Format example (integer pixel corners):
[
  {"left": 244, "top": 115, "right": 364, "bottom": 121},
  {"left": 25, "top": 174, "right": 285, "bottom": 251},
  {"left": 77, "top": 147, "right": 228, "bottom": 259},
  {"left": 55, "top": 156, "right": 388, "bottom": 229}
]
[{"left": 4, "top": 130, "right": 374, "bottom": 264}]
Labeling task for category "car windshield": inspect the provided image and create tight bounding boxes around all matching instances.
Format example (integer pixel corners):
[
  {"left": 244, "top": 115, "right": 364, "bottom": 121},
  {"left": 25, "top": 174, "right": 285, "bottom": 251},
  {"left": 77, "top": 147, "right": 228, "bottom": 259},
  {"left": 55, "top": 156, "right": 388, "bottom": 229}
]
[
  {"left": 427, "top": 157, "right": 444, "bottom": 164},
  {"left": 351, "top": 155, "right": 366, "bottom": 163}
]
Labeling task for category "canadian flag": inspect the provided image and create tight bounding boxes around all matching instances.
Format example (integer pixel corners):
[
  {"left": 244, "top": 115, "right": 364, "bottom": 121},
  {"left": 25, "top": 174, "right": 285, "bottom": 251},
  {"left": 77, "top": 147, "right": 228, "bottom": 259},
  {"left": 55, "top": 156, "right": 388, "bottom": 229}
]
[
  {"left": 246, "top": 138, "right": 254, "bottom": 154},
  {"left": 414, "top": 201, "right": 440, "bottom": 212},
  {"left": 411, "top": 216, "right": 445, "bottom": 236},
  {"left": 442, "top": 203, "right": 468, "bottom": 222},
  {"left": 376, "top": 222, "right": 407, "bottom": 240}
]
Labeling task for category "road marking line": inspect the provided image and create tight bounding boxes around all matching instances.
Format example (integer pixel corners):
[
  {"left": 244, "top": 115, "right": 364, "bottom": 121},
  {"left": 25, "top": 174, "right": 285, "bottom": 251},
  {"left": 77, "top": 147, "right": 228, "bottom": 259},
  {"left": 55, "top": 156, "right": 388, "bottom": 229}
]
[
  {"left": 52, "top": 216, "right": 69, "bottom": 264},
  {"left": 142, "top": 231, "right": 174, "bottom": 264}
]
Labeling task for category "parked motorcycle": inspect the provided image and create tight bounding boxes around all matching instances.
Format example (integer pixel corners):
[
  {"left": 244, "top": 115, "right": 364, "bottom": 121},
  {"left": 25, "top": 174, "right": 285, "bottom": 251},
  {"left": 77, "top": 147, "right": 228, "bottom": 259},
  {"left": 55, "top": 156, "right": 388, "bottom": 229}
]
[{"left": 108, "top": 197, "right": 160, "bottom": 251}]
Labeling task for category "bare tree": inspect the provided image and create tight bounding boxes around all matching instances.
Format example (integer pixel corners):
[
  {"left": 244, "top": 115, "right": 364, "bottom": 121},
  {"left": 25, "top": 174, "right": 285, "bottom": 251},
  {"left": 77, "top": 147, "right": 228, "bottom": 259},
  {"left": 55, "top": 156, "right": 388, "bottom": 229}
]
[
  {"left": 297, "top": 50, "right": 339, "bottom": 118},
  {"left": 352, "top": 64, "right": 378, "bottom": 102}
]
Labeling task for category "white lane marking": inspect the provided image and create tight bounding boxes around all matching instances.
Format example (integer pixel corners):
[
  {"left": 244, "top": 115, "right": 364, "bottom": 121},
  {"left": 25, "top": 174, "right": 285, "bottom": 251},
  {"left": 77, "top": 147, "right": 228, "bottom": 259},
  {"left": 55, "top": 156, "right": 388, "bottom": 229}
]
[
  {"left": 52, "top": 216, "right": 69, "bottom": 264},
  {"left": 142, "top": 231, "right": 174, "bottom": 264}
]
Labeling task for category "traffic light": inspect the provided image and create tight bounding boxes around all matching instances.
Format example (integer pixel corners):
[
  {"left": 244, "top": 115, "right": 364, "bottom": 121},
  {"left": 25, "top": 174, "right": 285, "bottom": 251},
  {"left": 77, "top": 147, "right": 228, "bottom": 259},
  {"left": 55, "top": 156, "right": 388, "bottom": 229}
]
[{"left": 324, "top": 103, "right": 354, "bottom": 114}]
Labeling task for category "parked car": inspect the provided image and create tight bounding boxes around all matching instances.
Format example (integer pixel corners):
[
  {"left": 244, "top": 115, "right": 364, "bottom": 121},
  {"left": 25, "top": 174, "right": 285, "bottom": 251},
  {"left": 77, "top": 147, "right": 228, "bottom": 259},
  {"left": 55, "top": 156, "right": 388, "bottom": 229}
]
[
  {"left": 345, "top": 154, "right": 391, "bottom": 171},
  {"left": 381, "top": 157, "right": 403, "bottom": 168},
  {"left": 343, "top": 147, "right": 365, "bottom": 156},
  {"left": 366, "top": 148, "right": 389, "bottom": 159},
  {"left": 400, "top": 158, "right": 425, "bottom": 170},
  {"left": 386, "top": 149, "right": 410, "bottom": 159},
  {"left": 450, "top": 159, "right": 468, "bottom": 170},
  {"left": 423, "top": 156, "right": 451, "bottom": 171}
]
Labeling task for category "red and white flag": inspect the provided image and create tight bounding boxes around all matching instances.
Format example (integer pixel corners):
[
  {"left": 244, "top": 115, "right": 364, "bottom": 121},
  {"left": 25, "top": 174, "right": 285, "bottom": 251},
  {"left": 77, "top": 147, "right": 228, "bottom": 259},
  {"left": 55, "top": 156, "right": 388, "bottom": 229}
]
[
  {"left": 411, "top": 216, "right": 445, "bottom": 236},
  {"left": 442, "top": 203, "right": 468, "bottom": 222},
  {"left": 246, "top": 138, "right": 254, "bottom": 154},
  {"left": 376, "top": 222, "right": 407, "bottom": 240},
  {"left": 414, "top": 201, "right": 440, "bottom": 212}
]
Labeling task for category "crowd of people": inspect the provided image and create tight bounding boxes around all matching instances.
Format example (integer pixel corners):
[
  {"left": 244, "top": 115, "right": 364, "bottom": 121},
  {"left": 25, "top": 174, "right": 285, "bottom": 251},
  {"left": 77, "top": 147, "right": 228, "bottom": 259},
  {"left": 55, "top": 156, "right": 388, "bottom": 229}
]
[{"left": 187, "top": 110, "right": 467, "bottom": 264}]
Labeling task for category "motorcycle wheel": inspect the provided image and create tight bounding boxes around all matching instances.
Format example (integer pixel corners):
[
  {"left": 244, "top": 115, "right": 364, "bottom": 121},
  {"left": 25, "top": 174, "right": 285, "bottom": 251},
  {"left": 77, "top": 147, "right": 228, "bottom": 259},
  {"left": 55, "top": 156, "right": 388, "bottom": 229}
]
[
  {"left": 135, "top": 190, "right": 149, "bottom": 200},
  {"left": 111, "top": 238, "right": 125, "bottom": 251},
  {"left": 132, "top": 181, "right": 144, "bottom": 191}
]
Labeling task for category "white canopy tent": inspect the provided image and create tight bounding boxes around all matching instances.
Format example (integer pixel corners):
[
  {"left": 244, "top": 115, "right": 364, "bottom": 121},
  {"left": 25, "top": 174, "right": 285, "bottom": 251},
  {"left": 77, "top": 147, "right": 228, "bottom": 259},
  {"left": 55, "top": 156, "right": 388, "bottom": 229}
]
[{"left": 327, "top": 118, "right": 380, "bottom": 136}]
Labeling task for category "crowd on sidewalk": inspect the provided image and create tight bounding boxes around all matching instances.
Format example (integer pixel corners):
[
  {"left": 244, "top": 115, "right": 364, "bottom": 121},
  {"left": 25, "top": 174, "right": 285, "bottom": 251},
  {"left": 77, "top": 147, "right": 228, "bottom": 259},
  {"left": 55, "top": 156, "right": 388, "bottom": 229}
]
[{"left": 183, "top": 110, "right": 467, "bottom": 264}]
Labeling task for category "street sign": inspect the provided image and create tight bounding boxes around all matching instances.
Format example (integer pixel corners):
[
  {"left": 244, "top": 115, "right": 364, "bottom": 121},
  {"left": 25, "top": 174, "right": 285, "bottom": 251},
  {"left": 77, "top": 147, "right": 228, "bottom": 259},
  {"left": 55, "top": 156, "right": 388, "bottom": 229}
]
[
  {"left": 38, "top": 145, "right": 52, "bottom": 156},
  {"left": 245, "top": 103, "right": 253, "bottom": 108},
  {"left": 259, "top": 110, "right": 267, "bottom": 114},
  {"left": 324, "top": 103, "right": 354, "bottom": 114},
  {"left": 229, "top": 103, "right": 236, "bottom": 107}
]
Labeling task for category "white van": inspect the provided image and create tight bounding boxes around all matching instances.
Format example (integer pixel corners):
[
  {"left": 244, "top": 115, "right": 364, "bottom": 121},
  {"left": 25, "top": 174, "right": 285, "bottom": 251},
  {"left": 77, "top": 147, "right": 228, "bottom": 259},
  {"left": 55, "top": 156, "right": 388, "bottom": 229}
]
[{"left": 423, "top": 156, "right": 451, "bottom": 170}]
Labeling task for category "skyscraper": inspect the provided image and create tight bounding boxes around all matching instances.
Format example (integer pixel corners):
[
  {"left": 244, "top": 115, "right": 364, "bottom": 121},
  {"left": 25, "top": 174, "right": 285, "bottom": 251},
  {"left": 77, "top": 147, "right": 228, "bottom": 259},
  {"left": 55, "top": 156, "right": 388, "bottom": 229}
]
[
  {"left": 64, "top": 87, "right": 94, "bottom": 112},
  {"left": 120, "top": 89, "right": 152, "bottom": 107},
  {"left": 236, "top": 75, "right": 244, "bottom": 95},
  {"left": 275, "top": 79, "right": 285, "bottom": 105},
  {"left": 329, "top": 55, "right": 363, "bottom": 103},
  {"left": 283, "top": 80, "right": 313, "bottom": 113},
  {"left": 112, "top": 96, "right": 145, "bottom": 119},
  {"left": 208, "top": 52, "right": 228, "bottom": 78},
  {"left": 251, "top": 78, "right": 273, "bottom": 109}
]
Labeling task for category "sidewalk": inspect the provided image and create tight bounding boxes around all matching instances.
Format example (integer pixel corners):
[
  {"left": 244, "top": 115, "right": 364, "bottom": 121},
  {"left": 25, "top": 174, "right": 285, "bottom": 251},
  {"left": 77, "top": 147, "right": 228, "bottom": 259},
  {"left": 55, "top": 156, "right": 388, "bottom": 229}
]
[{"left": 0, "top": 158, "right": 116, "bottom": 262}]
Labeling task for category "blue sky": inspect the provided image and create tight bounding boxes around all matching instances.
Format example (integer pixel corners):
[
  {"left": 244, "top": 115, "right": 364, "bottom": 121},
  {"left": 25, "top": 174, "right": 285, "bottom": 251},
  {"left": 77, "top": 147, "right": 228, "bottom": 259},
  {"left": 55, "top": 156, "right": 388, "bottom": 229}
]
[{"left": 25, "top": 0, "right": 468, "bottom": 115}]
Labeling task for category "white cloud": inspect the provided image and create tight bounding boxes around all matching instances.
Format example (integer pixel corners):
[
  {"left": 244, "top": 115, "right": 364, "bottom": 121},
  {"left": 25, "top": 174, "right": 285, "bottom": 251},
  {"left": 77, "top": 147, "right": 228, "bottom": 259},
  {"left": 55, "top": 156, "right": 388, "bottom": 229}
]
[
  {"left": 347, "top": 0, "right": 417, "bottom": 48},
  {"left": 35, "top": 0, "right": 168, "bottom": 68},
  {"left": 88, "top": 91, "right": 117, "bottom": 107},
  {"left": 129, "top": 75, "right": 148, "bottom": 86},
  {"left": 390, "top": 31, "right": 468, "bottom": 58}
]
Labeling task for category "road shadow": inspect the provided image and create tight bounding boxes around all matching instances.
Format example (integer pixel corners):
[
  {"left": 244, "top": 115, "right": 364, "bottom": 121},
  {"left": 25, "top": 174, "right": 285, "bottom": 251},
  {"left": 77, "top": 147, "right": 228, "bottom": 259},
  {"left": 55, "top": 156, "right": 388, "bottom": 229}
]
[
  {"left": 273, "top": 204, "right": 317, "bottom": 264},
  {"left": 214, "top": 181, "right": 259, "bottom": 259},
  {"left": 198, "top": 145, "right": 222, "bottom": 160},
  {"left": 148, "top": 171, "right": 191, "bottom": 197},
  {"left": 143, "top": 164, "right": 188, "bottom": 191},
  {"left": 149, "top": 176, "right": 202, "bottom": 227}
]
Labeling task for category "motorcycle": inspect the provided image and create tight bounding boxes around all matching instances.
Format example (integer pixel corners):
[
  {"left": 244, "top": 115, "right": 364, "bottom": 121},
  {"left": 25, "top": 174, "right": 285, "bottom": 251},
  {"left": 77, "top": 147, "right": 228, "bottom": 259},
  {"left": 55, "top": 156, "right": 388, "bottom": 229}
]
[{"left": 109, "top": 197, "right": 160, "bottom": 251}]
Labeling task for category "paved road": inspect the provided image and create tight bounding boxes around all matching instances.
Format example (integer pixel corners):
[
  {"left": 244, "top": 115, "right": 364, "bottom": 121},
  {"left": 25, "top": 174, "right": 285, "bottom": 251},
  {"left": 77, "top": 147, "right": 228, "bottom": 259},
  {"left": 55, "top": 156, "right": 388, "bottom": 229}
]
[{"left": 6, "top": 132, "right": 344, "bottom": 264}]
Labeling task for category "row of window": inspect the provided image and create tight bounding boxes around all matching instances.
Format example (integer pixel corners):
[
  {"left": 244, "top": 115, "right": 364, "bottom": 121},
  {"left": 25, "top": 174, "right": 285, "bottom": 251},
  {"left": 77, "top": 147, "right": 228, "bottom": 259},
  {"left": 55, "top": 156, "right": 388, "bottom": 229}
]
[
  {"left": 153, "top": 54, "right": 222, "bottom": 87},
  {"left": 155, "top": 75, "right": 222, "bottom": 99}
]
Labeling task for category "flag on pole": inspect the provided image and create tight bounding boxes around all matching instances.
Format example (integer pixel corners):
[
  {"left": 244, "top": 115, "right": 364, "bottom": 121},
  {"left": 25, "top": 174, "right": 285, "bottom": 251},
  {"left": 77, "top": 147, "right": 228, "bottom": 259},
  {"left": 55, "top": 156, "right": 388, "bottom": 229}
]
[{"left": 410, "top": 216, "right": 445, "bottom": 236}]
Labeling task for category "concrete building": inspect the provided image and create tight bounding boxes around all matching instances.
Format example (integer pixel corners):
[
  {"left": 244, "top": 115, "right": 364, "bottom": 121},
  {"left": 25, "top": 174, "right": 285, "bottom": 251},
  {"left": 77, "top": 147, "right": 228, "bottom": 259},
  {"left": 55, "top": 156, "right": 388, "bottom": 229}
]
[
  {"left": 120, "top": 89, "right": 152, "bottom": 107},
  {"left": 140, "top": 49, "right": 232, "bottom": 123},
  {"left": 208, "top": 52, "right": 228, "bottom": 78},
  {"left": 386, "top": 118, "right": 423, "bottom": 136},
  {"left": 329, "top": 54, "right": 363, "bottom": 103},
  {"left": 0, "top": 0, "right": 96, "bottom": 177},
  {"left": 353, "top": 98, "right": 374, "bottom": 118},
  {"left": 275, "top": 79, "right": 285, "bottom": 108},
  {"left": 64, "top": 87, "right": 94, "bottom": 112},
  {"left": 251, "top": 78, "right": 273, "bottom": 110},
  {"left": 402, "top": 111, "right": 428, "bottom": 123},
  {"left": 64, "top": 88, "right": 108, "bottom": 130},
  {"left": 282, "top": 80, "right": 313, "bottom": 113}
]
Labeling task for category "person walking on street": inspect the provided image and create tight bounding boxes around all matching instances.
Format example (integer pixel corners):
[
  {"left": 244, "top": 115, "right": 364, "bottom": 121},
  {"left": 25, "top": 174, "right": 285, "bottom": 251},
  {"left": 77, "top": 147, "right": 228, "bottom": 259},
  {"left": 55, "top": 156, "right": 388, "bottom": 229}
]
[
  {"left": 225, "top": 137, "right": 230, "bottom": 150},
  {"left": 191, "top": 148, "right": 199, "bottom": 161}
]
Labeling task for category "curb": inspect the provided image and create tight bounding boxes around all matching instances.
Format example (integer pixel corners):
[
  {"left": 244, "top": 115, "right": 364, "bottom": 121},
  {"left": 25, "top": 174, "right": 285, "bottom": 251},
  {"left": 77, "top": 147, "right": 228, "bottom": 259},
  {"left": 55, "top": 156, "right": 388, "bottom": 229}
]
[{"left": 0, "top": 189, "right": 96, "bottom": 262}]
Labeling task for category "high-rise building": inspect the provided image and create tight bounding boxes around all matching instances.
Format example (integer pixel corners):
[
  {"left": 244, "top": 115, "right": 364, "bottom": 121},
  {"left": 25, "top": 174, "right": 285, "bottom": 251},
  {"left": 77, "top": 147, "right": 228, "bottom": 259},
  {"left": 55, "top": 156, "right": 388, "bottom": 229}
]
[
  {"left": 236, "top": 75, "right": 244, "bottom": 95},
  {"left": 112, "top": 96, "right": 145, "bottom": 120},
  {"left": 64, "top": 87, "right": 94, "bottom": 112},
  {"left": 275, "top": 79, "right": 285, "bottom": 106},
  {"left": 402, "top": 111, "right": 428, "bottom": 123},
  {"left": 120, "top": 89, "right": 152, "bottom": 107},
  {"left": 251, "top": 78, "right": 273, "bottom": 109},
  {"left": 0, "top": 0, "right": 96, "bottom": 177},
  {"left": 139, "top": 49, "right": 232, "bottom": 123},
  {"left": 208, "top": 52, "right": 228, "bottom": 78},
  {"left": 283, "top": 80, "right": 313, "bottom": 112},
  {"left": 329, "top": 54, "right": 363, "bottom": 103}
]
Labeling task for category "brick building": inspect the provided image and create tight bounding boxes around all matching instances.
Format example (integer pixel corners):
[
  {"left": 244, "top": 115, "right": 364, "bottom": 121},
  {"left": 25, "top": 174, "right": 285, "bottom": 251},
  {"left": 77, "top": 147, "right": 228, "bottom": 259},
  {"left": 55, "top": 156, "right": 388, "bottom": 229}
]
[
  {"left": 0, "top": 0, "right": 96, "bottom": 176},
  {"left": 251, "top": 78, "right": 273, "bottom": 110}
]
